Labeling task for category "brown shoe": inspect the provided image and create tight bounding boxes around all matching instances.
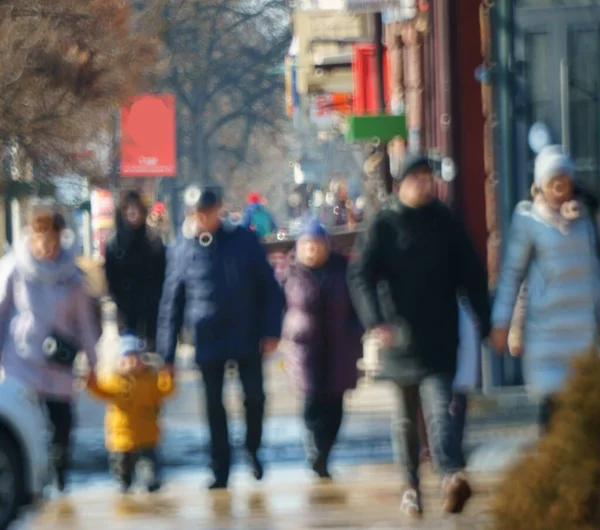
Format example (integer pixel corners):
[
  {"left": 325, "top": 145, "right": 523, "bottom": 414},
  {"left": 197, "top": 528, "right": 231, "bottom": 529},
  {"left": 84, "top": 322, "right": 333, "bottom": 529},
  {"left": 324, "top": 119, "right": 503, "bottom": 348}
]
[{"left": 442, "top": 472, "right": 472, "bottom": 514}]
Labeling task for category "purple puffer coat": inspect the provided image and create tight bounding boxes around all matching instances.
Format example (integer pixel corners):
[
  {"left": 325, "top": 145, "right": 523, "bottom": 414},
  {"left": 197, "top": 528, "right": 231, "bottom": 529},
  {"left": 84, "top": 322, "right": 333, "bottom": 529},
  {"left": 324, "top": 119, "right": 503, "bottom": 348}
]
[{"left": 281, "top": 251, "right": 362, "bottom": 396}]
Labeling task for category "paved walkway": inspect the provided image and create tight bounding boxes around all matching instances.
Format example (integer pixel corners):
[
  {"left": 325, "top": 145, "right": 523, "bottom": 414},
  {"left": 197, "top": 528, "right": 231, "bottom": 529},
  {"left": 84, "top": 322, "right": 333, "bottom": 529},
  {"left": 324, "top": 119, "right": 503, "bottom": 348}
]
[
  {"left": 19, "top": 464, "right": 496, "bottom": 529},
  {"left": 11, "top": 306, "right": 537, "bottom": 529},
  {"left": 68, "top": 315, "right": 538, "bottom": 476}
]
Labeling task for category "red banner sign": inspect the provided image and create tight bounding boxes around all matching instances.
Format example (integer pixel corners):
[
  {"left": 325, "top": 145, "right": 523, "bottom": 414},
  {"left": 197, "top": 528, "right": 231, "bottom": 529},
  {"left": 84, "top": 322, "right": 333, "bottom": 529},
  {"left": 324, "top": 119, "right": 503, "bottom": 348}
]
[
  {"left": 314, "top": 93, "right": 353, "bottom": 116},
  {"left": 120, "top": 94, "right": 176, "bottom": 177}
]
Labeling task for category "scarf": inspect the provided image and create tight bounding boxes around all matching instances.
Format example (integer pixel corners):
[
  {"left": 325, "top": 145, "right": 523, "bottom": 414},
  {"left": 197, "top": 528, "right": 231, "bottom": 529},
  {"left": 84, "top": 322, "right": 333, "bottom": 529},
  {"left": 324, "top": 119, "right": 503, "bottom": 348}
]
[{"left": 531, "top": 194, "right": 582, "bottom": 235}]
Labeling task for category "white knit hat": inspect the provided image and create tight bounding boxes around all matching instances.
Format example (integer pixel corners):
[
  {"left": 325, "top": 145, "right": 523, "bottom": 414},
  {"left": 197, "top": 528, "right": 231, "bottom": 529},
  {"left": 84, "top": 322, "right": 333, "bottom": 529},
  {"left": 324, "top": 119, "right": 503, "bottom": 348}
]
[{"left": 534, "top": 145, "right": 575, "bottom": 189}]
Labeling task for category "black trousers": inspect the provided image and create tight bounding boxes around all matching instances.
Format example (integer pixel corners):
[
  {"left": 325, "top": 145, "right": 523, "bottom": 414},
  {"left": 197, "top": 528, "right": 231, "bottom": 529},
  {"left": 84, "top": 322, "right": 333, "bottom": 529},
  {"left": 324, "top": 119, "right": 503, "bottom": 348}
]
[
  {"left": 109, "top": 448, "right": 160, "bottom": 488},
  {"left": 303, "top": 394, "right": 344, "bottom": 465},
  {"left": 43, "top": 399, "right": 74, "bottom": 481},
  {"left": 539, "top": 394, "right": 558, "bottom": 435},
  {"left": 199, "top": 354, "right": 265, "bottom": 484},
  {"left": 449, "top": 392, "right": 468, "bottom": 468}
]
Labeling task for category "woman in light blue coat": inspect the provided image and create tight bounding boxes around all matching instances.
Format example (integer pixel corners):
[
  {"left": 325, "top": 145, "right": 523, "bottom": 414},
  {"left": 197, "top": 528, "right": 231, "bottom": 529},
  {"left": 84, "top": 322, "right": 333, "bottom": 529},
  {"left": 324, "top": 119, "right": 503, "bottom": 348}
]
[{"left": 491, "top": 145, "right": 600, "bottom": 432}]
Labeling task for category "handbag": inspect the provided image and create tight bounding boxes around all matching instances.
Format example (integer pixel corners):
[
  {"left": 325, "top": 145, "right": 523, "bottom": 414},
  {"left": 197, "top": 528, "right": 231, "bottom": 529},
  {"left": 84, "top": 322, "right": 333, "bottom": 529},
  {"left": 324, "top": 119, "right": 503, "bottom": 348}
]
[
  {"left": 453, "top": 298, "right": 481, "bottom": 392},
  {"left": 42, "top": 284, "right": 81, "bottom": 368},
  {"left": 42, "top": 333, "right": 79, "bottom": 367}
]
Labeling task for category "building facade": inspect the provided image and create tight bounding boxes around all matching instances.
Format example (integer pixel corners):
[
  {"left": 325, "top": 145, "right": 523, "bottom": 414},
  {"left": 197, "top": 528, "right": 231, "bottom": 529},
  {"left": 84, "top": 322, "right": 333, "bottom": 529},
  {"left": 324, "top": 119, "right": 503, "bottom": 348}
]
[
  {"left": 451, "top": 0, "right": 600, "bottom": 386},
  {"left": 287, "top": 0, "right": 600, "bottom": 387}
]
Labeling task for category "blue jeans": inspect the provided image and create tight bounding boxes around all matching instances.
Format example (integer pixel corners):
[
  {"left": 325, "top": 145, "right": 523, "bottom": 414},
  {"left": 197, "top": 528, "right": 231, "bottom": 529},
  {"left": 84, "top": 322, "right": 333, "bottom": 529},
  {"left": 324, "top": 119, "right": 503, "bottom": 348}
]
[{"left": 392, "top": 374, "right": 464, "bottom": 488}]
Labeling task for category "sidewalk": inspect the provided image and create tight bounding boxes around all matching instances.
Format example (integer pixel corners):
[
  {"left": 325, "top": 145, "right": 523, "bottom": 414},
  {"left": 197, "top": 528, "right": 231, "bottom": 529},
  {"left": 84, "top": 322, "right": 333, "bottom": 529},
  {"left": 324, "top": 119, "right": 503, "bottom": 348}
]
[
  {"left": 70, "top": 317, "right": 538, "bottom": 480},
  {"left": 24, "top": 463, "right": 497, "bottom": 529}
]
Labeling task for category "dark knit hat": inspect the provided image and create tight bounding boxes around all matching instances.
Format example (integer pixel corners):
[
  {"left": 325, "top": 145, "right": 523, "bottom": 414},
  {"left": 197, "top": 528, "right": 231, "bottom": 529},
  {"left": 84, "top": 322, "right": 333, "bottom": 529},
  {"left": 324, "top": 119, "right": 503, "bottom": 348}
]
[
  {"left": 395, "top": 153, "right": 432, "bottom": 182},
  {"left": 184, "top": 185, "right": 223, "bottom": 211},
  {"left": 299, "top": 217, "right": 328, "bottom": 239}
]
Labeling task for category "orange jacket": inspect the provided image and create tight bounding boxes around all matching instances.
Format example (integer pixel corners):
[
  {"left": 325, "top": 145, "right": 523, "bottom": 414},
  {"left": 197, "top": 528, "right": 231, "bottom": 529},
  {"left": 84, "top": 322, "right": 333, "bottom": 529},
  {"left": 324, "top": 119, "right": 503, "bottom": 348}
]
[{"left": 87, "top": 369, "right": 175, "bottom": 453}]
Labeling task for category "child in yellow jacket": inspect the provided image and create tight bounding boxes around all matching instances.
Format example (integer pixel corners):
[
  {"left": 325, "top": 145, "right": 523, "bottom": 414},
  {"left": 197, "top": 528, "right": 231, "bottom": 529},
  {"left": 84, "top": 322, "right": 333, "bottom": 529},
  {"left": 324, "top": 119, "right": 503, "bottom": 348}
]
[{"left": 87, "top": 335, "right": 175, "bottom": 493}]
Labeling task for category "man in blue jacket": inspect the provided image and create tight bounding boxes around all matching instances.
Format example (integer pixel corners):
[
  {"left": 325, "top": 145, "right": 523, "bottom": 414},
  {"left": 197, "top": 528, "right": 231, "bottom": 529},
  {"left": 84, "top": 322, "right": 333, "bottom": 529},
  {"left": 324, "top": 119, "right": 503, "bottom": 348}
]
[{"left": 157, "top": 185, "right": 283, "bottom": 490}]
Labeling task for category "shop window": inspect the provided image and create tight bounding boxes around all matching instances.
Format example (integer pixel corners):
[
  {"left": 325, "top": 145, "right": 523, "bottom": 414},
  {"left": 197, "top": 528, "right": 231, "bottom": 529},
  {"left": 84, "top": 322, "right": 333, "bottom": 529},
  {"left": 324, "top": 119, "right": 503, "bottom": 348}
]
[
  {"left": 517, "top": 0, "right": 600, "bottom": 6},
  {"left": 568, "top": 27, "right": 600, "bottom": 191}
]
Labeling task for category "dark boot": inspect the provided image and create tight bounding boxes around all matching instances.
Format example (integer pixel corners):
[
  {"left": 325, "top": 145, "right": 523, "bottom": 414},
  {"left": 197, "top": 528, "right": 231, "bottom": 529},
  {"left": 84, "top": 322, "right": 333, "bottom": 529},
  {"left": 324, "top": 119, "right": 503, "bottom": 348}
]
[
  {"left": 311, "top": 453, "right": 332, "bottom": 480},
  {"left": 147, "top": 480, "right": 162, "bottom": 493},
  {"left": 248, "top": 452, "right": 264, "bottom": 481},
  {"left": 54, "top": 468, "right": 66, "bottom": 493},
  {"left": 208, "top": 477, "right": 228, "bottom": 490},
  {"left": 137, "top": 450, "right": 162, "bottom": 493},
  {"left": 119, "top": 480, "right": 132, "bottom": 495}
]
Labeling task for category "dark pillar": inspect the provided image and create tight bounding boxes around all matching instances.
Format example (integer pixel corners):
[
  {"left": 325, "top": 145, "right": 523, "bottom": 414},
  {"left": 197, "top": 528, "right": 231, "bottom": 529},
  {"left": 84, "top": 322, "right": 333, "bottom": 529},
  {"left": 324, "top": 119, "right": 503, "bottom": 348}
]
[{"left": 374, "top": 12, "right": 394, "bottom": 194}]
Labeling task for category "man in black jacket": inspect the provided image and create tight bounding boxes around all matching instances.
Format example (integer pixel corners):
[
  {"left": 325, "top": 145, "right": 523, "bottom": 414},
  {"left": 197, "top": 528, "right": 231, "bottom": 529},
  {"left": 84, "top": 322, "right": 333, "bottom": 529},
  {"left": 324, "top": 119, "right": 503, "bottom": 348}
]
[
  {"left": 348, "top": 154, "right": 491, "bottom": 517},
  {"left": 105, "top": 191, "right": 166, "bottom": 351}
]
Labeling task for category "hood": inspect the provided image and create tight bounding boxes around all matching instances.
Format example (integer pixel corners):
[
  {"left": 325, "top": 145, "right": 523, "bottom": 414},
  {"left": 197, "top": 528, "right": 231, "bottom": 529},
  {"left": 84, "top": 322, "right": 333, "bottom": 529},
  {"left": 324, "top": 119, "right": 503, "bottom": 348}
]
[
  {"left": 14, "top": 229, "right": 81, "bottom": 285},
  {"left": 115, "top": 210, "right": 147, "bottom": 249},
  {"left": 245, "top": 203, "right": 264, "bottom": 214},
  {"left": 284, "top": 248, "right": 346, "bottom": 276},
  {"left": 384, "top": 194, "right": 443, "bottom": 216}
]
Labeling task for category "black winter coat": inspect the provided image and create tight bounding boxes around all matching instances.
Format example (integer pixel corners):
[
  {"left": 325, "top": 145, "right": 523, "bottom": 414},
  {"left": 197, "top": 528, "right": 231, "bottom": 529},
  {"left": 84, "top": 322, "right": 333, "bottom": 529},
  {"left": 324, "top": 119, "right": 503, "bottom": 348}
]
[
  {"left": 348, "top": 198, "right": 491, "bottom": 382},
  {"left": 105, "top": 220, "right": 166, "bottom": 349}
]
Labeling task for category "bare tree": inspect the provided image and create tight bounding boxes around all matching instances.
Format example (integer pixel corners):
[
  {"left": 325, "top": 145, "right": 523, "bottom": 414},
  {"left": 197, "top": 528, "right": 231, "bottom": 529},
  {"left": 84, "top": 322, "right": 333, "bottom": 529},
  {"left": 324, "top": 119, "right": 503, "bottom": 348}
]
[
  {"left": 0, "top": 0, "right": 171, "bottom": 182},
  {"left": 161, "top": 0, "right": 291, "bottom": 184}
]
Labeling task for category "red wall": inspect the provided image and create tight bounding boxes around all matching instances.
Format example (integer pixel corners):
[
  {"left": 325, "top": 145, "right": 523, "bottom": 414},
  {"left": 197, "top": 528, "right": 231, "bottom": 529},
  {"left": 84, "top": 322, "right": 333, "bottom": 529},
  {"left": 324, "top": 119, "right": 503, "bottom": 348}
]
[{"left": 451, "top": 0, "right": 488, "bottom": 267}]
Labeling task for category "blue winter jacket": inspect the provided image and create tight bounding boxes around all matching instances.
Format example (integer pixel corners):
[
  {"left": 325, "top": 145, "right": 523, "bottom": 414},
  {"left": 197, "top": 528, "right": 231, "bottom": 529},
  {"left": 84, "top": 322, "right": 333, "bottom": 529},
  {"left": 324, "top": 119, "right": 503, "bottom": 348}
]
[
  {"left": 156, "top": 224, "right": 283, "bottom": 365},
  {"left": 492, "top": 201, "right": 600, "bottom": 397},
  {"left": 241, "top": 204, "right": 277, "bottom": 236}
]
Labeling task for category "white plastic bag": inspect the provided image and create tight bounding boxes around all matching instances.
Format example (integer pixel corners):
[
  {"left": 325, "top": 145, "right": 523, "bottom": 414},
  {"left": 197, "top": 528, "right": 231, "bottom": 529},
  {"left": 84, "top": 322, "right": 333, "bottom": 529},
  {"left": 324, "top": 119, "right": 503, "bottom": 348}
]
[
  {"left": 360, "top": 332, "right": 383, "bottom": 381},
  {"left": 454, "top": 298, "right": 481, "bottom": 392}
]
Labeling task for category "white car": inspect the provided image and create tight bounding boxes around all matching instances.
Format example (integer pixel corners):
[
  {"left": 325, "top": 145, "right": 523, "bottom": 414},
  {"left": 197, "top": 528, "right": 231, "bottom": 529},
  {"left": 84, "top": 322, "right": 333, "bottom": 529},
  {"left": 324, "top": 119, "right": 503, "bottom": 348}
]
[{"left": 0, "top": 370, "right": 49, "bottom": 530}]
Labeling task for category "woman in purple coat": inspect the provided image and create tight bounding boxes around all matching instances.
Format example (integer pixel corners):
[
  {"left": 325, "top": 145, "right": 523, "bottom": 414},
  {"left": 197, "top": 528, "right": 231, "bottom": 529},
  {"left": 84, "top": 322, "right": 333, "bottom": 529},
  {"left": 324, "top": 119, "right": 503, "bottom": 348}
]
[{"left": 280, "top": 218, "right": 362, "bottom": 479}]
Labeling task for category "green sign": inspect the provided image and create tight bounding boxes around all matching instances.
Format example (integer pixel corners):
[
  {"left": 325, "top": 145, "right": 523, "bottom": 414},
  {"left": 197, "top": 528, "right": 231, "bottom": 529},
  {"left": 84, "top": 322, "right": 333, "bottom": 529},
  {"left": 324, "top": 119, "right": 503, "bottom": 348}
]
[{"left": 345, "top": 114, "right": 407, "bottom": 143}]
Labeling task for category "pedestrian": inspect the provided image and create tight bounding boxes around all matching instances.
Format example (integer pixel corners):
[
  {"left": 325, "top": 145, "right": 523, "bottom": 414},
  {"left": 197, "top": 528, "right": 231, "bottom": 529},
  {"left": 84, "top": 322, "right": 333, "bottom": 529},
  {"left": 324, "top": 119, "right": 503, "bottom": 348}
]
[
  {"left": 279, "top": 218, "right": 362, "bottom": 480},
  {"left": 87, "top": 334, "right": 175, "bottom": 493},
  {"left": 490, "top": 145, "right": 600, "bottom": 434},
  {"left": 105, "top": 190, "right": 166, "bottom": 352},
  {"left": 147, "top": 201, "right": 173, "bottom": 244},
  {"left": 0, "top": 201, "right": 101, "bottom": 492},
  {"left": 347, "top": 154, "right": 491, "bottom": 517},
  {"left": 157, "top": 185, "right": 283, "bottom": 490},
  {"left": 241, "top": 192, "right": 277, "bottom": 238}
]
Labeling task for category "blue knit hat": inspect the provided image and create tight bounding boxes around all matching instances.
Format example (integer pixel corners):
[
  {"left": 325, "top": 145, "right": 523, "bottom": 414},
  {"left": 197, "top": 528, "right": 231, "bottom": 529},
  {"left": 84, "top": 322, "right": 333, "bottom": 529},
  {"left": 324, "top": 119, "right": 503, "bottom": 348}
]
[
  {"left": 299, "top": 217, "right": 328, "bottom": 239},
  {"left": 120, "top": 334, "right": 144, "bottom": 357}
]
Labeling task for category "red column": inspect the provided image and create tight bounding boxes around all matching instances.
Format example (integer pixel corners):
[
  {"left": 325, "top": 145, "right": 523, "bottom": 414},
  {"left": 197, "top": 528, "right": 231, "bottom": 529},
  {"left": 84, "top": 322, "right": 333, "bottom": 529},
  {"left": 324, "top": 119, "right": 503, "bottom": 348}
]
[{"left": 451, "top": 0, "right": 488, "bottom": 268}]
